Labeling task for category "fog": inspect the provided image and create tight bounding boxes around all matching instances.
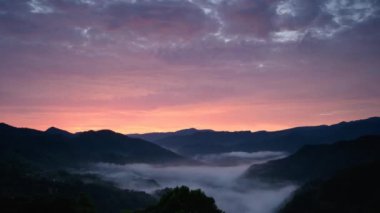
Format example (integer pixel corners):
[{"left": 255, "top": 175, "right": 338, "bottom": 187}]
[
  {"left": 86, "top": 152, "right": 297, "bottom": 213},
  {"left": 194, "top": 151, "right": 287, "bottom": 166}
]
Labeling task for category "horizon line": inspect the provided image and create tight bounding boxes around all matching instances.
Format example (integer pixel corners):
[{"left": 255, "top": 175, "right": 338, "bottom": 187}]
[{"left": 2, "top": 116, "right": 379, "bottom": 135}]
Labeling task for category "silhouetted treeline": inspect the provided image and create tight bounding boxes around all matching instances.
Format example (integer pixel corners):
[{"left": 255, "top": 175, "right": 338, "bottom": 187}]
[
  {"left": 0, "top": 160, "right": 156, "bottom": 213},
  {"left": 280, "top": 161, "right": 380, "bottom": 213},
  {"left": 139, "top": 186, "right": 224, "bottom": 213}
]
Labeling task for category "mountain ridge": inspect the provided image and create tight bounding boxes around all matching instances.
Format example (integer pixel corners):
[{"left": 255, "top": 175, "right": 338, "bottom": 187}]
[
  {"left": 138, "top": 117, "right": 380, "bottom": 156},
  {"left": 243, "top": 135, "right": 380, "bottom": 184},
  {"left": 0, "top": 123, "right": 189, "bottom": 169},
  {"left": 279, "top": 161, "right": 380, "bottom": 213},
  {"left": 128, "top": 128, "right": 214, "bottom": 142}
]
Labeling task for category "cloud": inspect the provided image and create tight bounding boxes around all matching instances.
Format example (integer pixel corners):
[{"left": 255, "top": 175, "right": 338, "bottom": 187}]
[
  {"left": 0, "top": 0, "right": 379, "bottom": 55},
  {"left": 276, "top": 0, "right": 297, "bottom": 17},
  {"left": 220, "top": 151, "right": 287, "bottom": 159},
  {"left": 194, "top": 151, "right": 288, "bottom": 166},
  {"left": 271, "top": 30, "right": 305, "bottom": 43},
  {"left": 85, "top": 162, "right": 297, "bottom": 213},
  {"left": 28, "top": 0, "right": 54, "bottom": 14},
  {"left": 301, "top": 0, "right": 379, "bottom": 40},
  {"left": 101, "top": 1, "right": 214, "bottom": 40},
  {"left": 324, "top": 0, "right": 377, "bottom": 25}
]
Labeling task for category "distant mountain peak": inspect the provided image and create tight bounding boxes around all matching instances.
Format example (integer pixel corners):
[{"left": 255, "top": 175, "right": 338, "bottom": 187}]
[
  {"left": 0, "top": 122, "right": 27, "bottom": 131},
  {"left": 178, "top": 127, "right": 198, "bottom": 131},
  {"left": 92, "top": 129, "right": 121, "bottom": 136},
  {"left": 45, "top": 126, "right": 72, "bottom": 136},
  {"left": 175, "top": 128, "right": 213, "bottom": 134},
  {"left": 75, "top": 129, "right": 131, "bottom": 140},
  {"left": 46, "top": 126, "right": 63, "bottom": 131},
  {"left": 0, "top": 122, "right": 10, "bottom": 127},
  {"left": 78, "top": 129, "right": 118, "bottom": 135}
]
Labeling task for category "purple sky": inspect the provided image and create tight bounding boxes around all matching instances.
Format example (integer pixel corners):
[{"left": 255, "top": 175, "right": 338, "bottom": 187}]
[{"left": 0, "top": 0, "right": 380, "bottom": 133}]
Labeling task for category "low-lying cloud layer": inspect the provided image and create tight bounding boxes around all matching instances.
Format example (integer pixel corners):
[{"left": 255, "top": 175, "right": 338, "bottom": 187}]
[
  {"left": 195, "top": 151, "right": 287, "bottom": 165},
  {"left": 85, "top": 152, "right": 296, "bottom": 213}
]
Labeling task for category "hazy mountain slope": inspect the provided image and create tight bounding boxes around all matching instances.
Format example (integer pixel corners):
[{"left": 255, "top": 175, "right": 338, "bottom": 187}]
[
  {"left": 0, "top": 123, "right": 186, "bottom": 168},
  {"left": 279, "top": 161, "right": 380, "bottom": 213},
  {"left": 0, "top": 161, "right": 156, "bottom": 213},
  {"left": 243, "top": 135, "right": 380, "bottom": 184},
  {"left": 152, "top": 117, "right": 380, "bottom": 156},
  {"left": 73, "top": 130, "right": 187, "bottom": 164},
  {"left": 128, "top": 128, "right": 213, "bottom": 142}
]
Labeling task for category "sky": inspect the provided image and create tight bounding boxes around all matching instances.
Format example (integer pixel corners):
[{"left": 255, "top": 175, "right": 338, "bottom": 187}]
[{"left": 0, "top": 0, "right": 380, "bottom": 133}]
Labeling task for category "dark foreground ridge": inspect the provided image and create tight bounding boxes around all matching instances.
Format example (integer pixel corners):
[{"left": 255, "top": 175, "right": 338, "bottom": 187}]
[
  {"left": 280, "top": 161, "right": 380, "bottom": 213},
  {"left": 243, "top": 135, "right": 380, "bottom": 183},
  {"left": 0, "top": 161, "right": 156, "bottom": 213}
]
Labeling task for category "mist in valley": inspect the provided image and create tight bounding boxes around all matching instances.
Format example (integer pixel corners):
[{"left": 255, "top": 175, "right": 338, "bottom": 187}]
[{"left": 85, "top": 151, "right": 297, "bottom": 213}]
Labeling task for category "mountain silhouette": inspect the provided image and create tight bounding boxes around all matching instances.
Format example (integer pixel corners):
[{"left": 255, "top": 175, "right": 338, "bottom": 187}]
[
  {"left": 128, "top": 128, "right": 213, "bottom": 142},
  {"left": 280, "top": 161, "right": 380, "bottom": 213},
  {"left": 0, "top": 123, "right": 187, "bottom": 169},
  {"left": 134, "top": 117, "right": 380, "bottom": 156},
  {"left": 45, "top": 127, "right": 73, "bottom": 137},
  {"left": 243, "top": 135, "right": 380, "bottom": 184}
]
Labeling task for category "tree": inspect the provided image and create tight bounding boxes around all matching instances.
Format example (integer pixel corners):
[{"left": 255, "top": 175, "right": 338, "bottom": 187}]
[{"left": 140, "top": 186, "right": 224, "bottom": 213}]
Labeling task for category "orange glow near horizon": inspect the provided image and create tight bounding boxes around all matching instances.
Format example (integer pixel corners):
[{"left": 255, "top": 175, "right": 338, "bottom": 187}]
[
  {"left": 1, "top": 97, "right": 379, "bottom": 134},
  {"left": 1, "top": 1, "right": 380, "bottom": 134}
]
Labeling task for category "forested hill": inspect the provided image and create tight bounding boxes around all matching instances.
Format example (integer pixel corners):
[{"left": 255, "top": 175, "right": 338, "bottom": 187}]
[
  {"left": 243, "top": 135, "right": 380, "bottom": 184},
  {"left": 0, "top": 123, "right": 187, "bottom": 169}
]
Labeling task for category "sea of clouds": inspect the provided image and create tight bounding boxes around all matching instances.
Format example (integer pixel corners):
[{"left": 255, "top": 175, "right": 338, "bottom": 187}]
[{"left": 85, "top": 151, "right": 296, "bottom": 213}]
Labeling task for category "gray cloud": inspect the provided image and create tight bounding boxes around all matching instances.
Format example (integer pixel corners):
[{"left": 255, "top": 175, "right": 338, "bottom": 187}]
[
  {"left": 85, "top": 162, "right": 297, "bottom": 213},
  {"left": 195, "top": 151, "right": 288, "bottom": 166},
  {"left": 1, "top": 0, "right": 379, "bottom": 53}
]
